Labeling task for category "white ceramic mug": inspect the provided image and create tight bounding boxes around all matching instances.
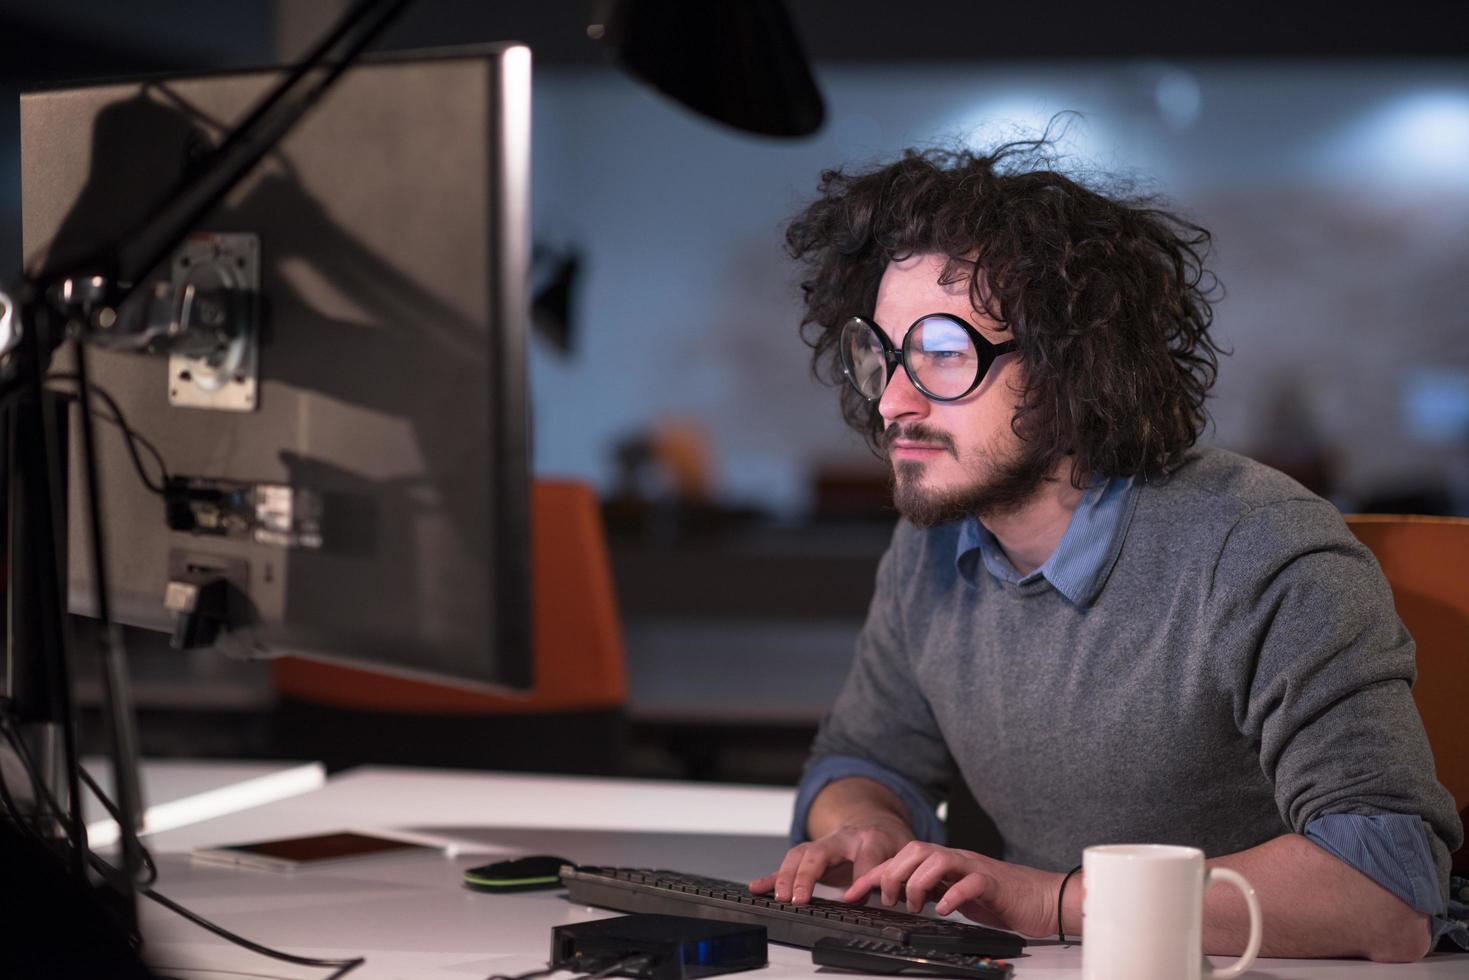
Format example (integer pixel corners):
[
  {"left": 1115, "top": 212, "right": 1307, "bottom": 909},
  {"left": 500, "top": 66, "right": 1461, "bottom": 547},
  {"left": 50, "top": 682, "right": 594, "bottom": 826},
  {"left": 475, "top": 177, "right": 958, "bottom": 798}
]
[{"left": 1081, "top": 844, "right": 1262, "bottom": 980}]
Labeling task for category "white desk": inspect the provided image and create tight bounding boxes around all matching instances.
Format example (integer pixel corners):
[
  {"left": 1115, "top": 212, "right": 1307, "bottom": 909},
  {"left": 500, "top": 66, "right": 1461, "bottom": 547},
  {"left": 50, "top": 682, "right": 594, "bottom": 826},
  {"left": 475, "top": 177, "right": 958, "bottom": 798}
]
[
  {"left": 137, "top": 767, "right": 1467, "bottom": 980},
  {"left": 82, "top": 757, "right": 326, "bottom": 847}
]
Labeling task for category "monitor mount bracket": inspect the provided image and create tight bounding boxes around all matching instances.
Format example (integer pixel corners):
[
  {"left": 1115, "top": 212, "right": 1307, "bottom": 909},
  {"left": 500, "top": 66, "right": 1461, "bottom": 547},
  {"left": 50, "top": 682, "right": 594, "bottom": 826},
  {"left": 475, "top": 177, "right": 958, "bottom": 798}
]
[
  {"left": 2, "top": 235, "right": 261, "bottom": 418},
  {"left": 16, "top": 233, "right": 263, "bottom": 412},
  {"left": 155, "top": 233, "right": 260, "bottom": 413}
]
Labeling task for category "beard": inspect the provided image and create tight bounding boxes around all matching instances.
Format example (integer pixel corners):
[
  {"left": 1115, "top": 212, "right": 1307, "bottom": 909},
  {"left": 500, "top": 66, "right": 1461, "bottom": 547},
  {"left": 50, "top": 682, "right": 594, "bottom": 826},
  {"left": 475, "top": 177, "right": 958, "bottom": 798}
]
[{"left": 884, "top": 422, "right": 1052, "bottom": 528}]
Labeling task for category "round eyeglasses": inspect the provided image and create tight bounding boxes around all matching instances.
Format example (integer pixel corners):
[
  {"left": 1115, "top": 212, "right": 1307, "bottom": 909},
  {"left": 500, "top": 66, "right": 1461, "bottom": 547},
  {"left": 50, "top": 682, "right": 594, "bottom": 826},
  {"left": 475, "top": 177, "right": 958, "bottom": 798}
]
[{"left": 838, "top": 313, "right": 1017, "bottom": 402}]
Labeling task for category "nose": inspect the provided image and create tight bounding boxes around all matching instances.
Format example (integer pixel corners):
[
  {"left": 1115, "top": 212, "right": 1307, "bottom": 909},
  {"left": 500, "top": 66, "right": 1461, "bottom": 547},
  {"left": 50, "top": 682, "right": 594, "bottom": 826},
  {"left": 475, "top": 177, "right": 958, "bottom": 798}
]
[{"left": 878, "top": 363, "right": 929, "bottom": 426}]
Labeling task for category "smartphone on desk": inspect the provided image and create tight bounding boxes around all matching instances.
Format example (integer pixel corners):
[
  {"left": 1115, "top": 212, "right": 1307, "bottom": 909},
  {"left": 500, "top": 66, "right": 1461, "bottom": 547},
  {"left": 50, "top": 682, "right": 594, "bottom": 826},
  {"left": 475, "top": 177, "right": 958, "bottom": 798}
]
[{"left": 191, "top": 831, "right": 441, "bottom": 872}]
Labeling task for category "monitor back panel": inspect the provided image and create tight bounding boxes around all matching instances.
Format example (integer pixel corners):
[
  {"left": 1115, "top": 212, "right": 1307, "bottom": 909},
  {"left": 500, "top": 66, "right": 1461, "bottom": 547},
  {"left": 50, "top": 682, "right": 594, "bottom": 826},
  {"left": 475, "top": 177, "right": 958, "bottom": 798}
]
[{"left": 20, "top": 49, "right": 532, "bottom": 690}]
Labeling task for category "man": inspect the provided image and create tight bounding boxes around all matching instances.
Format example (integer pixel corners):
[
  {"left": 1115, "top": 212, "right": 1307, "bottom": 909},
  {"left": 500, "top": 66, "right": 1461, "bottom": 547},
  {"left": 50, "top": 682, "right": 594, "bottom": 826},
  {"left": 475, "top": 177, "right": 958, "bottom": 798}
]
[{"left": 748, "top": 144, "right": 1463, "bottom": 962}]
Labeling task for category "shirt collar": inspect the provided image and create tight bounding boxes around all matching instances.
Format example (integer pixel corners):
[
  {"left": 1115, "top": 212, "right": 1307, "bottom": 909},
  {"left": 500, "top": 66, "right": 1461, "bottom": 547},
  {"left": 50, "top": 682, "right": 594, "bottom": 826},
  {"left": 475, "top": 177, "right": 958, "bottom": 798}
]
[{"left": 955, "top": 474, "right": 1139, "bottom": 607}]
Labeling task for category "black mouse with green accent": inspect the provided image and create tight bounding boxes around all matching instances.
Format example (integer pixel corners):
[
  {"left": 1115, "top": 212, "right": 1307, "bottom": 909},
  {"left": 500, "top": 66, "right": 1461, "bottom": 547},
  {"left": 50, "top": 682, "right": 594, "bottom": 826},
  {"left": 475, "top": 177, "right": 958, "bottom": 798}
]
[{"left": 463, "top": 854, "right": 571, "bottom": 893}]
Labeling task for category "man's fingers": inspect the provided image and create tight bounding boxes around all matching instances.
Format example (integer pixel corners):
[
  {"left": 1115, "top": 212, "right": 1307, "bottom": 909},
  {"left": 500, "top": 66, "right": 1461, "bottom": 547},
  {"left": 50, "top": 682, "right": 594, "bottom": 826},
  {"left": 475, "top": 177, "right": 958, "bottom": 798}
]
[
  {"left": 844, "top": 852, "right": 890, "bottom": 903},
  {"left": 771, "top": 846, "right": 812, "bottom": 903},
  {"left": 772, "top": 827, "right": 909, "bottom": 904},
  {"left": 933, "top": 872, "right": 997, "bottom": 917},
  {"left": 791, "top": 846, "right": 834, "bottom": 904},
  {"left": 849, "top": 837, "right": 891, "bottom": 894},
  {"left": 903, "top": 853, "right": 959, "bottom": 912},
  {"left": 748, "top": 872, "right": 776, "bottom": 894},
  {"left": 877, "top": 844, "right": 932, "bottom": 907}
]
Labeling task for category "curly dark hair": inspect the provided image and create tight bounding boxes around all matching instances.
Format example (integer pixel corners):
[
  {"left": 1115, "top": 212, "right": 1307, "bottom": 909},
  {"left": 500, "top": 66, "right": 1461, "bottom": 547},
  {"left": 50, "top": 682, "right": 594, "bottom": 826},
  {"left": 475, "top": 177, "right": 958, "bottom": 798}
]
[{"left": 786, "top": 138, "right": 1224, "bottom": 485}]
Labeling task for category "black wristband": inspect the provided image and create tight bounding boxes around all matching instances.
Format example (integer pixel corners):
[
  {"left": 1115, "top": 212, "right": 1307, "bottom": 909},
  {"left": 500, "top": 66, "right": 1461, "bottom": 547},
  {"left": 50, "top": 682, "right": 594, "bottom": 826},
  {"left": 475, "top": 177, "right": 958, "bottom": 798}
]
[{"left": 1057, "top": 864, "right": 1083, "bottom": 945}]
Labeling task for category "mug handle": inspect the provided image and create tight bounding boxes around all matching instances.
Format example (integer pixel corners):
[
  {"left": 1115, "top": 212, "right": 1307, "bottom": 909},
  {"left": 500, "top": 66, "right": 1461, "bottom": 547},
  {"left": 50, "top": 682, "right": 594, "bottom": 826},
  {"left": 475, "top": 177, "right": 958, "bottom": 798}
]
[{"left": 1203, "top": 867, "right": 1262, "bottom": 979}]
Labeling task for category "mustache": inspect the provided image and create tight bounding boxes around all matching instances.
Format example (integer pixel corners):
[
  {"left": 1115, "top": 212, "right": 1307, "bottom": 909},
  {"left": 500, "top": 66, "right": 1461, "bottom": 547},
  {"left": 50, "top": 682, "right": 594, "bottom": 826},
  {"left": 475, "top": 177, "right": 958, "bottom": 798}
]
[{"left": 881, "top": 423, "right": 957, "bottom": 457}]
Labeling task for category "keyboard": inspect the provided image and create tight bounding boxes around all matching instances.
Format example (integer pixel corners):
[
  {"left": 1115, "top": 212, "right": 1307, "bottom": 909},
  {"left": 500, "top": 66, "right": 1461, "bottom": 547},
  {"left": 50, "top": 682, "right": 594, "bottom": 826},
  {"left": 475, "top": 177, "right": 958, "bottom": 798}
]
[{"left": 558, "top": 866, "right": 1025, "bottom": 958}]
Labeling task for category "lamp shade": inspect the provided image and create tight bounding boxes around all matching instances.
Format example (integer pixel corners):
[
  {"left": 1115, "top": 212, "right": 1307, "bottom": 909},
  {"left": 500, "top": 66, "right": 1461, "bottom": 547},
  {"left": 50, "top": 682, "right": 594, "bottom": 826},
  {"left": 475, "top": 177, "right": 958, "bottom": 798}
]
[{"left": 602, "top": 0, "right": 825, "bottom": 138}]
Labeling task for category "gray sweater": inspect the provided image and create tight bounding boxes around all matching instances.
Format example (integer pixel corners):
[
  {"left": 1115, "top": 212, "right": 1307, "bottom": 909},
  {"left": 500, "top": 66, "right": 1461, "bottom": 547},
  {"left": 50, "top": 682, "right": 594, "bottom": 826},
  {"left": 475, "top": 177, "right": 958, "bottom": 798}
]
[{"left": 808, "top": 448, "right": 1462, "bottom": 892}]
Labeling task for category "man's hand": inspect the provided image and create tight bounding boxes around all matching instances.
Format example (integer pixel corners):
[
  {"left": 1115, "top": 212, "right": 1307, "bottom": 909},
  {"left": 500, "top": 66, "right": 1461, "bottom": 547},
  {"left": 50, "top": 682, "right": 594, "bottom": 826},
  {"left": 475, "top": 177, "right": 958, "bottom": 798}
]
[
  {"left": 845, "top": 842, "right": 1063, "bottom": 938},
  {"left": 748, "top": 812, "right": 913, "bottom": 904}
]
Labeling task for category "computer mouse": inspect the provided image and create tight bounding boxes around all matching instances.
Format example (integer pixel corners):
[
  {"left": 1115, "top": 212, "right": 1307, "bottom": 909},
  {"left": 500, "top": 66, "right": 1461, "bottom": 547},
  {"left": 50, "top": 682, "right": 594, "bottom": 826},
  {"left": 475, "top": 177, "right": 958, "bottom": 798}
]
[{"left": 463, "top": 854, "right": 572, "bottom": 893}]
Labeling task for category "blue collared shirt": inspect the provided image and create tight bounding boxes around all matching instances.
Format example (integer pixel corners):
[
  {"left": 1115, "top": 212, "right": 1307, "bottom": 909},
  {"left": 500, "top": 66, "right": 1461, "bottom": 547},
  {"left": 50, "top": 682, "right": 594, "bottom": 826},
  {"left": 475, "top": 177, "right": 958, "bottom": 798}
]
[{"left": 795, "top": 475, "right": 1463, "bottom": 948}]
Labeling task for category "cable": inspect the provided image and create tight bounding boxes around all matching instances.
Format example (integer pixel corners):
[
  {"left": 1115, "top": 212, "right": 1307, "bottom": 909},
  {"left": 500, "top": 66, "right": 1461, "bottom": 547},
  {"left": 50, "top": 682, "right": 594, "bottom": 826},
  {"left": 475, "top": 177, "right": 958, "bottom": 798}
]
[
  {"left": 76, "top": 764, "right": 159, "bottom": 886},
  {"left": 0, "top": 708, "right": 147, "bottom": 906},
  {"left": 0, "top": 710, "right": 131, "bottom": 898},
  {"left": 485, "top": 955, "right": 656, "bottom": 980},
  {"left": 0, "top": 708, "right": 79, "bottom": 842},
  {"left": 0, "top": 708, "right": 35, "bottom": 832},
  {"left": 141, "top": 886, "right": 365, "bottom": 979},
  {"left": 84, "top": 391, "right": 170, "bottom": 493},
  {"left": 38, "top": 379, "right": 168, "bottom": 494},
  {"left": 580, "top": 954, "right": 657, "bottom": 980},
  {"left": 487, "top": 963, "right": 579, "bottom": 980},
  {"left": 44, "top": 373, "right": 169, "bottom": 495},
  {"left": 0, "top": 743, "right": 44, "bottom": 843},
  {"left": 0, "top": 707, "right": 365, "bottom": 979}
]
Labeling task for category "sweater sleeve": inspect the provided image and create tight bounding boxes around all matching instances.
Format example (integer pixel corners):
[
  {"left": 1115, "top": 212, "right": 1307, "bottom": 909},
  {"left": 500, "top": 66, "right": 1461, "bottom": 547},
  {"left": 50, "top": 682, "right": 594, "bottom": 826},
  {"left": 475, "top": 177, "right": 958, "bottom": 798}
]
[
  {"left": 1207, "top": 499, "right": 1464, "bottom": 896},
  {"left": 797, "top": 524, "right": 954, "bottom": 837},
  {"left": 791, "top": 755, "right": 948, "bottom": 845}
]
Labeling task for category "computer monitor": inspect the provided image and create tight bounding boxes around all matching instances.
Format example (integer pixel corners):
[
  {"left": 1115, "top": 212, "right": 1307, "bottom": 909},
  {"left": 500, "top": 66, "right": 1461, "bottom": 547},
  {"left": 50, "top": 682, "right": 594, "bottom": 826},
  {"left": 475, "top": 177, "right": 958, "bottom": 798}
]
[{"left": 18, "top": 46, "right": 534, "bottom": 692}]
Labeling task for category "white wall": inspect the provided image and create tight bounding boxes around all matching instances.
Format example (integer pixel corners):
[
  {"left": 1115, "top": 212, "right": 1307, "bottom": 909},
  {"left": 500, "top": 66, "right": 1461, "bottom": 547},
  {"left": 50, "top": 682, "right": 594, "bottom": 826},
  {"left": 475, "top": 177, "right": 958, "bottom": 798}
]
[{"left": 531, "top": 61, "right": 1469, "bottom": 515}]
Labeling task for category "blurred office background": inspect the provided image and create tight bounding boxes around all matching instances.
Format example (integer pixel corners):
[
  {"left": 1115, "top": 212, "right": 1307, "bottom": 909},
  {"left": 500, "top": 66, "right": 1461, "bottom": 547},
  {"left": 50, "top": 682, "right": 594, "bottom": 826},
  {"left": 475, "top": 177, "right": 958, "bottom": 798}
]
[{"left": 3, "top": 1, "right": 1467, "bottom": 783}]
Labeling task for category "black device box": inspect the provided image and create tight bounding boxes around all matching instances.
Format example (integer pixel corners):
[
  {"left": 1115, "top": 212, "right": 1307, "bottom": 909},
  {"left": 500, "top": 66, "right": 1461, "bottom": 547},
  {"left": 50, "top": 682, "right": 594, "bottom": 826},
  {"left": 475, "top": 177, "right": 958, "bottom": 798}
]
[{"left": 551, "top": 914, "right": 767, "bottom": 980}]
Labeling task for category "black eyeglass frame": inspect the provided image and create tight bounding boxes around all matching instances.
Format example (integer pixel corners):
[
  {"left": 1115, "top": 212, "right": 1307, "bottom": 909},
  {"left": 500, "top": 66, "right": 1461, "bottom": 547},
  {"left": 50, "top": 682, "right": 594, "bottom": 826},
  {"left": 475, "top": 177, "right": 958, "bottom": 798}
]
[{"left": 840, "top": 313, "right": 1018, "bottom": 403}]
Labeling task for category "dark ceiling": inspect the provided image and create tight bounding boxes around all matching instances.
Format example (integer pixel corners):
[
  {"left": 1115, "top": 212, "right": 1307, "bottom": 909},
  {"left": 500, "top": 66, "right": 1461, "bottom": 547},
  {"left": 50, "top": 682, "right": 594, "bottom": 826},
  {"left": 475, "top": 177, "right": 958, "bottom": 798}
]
[
  {"left": 341, "top": 0, "right": 1469, "bottom": 64},
  {"left": 1, "top": 0, "right": 1466, "bottom": 87}
]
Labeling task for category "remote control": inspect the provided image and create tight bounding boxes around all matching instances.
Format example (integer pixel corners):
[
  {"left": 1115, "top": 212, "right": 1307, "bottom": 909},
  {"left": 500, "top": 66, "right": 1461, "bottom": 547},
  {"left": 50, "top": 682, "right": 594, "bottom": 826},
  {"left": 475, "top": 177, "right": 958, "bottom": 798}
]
[{"left": 811, "top": 937, "right": 1015, "bottom": 978}]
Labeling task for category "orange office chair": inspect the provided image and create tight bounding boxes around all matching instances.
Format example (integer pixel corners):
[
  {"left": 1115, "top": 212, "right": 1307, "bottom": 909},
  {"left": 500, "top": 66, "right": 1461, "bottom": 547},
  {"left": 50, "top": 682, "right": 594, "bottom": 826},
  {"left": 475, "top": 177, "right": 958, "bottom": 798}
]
[
  {"left": 1345, "top": 514, "right": 1469, "bottom": 873},
  {"left": 268, "top": 479, "right": 627, "bottom": 772}
]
